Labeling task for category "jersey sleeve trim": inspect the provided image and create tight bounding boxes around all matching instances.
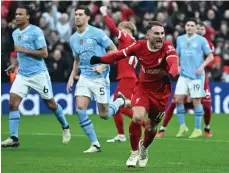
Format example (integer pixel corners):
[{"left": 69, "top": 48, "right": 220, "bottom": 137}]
[
  {"left": 118, "top": 30, "right": 122, "bottom": 39},
  {"left": 122, "top": 49, "right": 127, "bottom": 57},
  {"left": 166, "top": 55, "right": 178, "bottom": 60}
]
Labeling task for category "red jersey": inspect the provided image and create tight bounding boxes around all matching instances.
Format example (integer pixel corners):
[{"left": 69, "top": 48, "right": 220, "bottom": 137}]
[
  {"left": 101, "top": 40, "right": 179, "bottom": 92},
  {"left": 104, "top": 15, "right": 137, "bottom": 80}
]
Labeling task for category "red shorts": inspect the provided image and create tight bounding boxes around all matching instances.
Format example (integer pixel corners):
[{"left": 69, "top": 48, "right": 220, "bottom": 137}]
[
  {"left": 131, "top": 85, "right": 171, "bottom": 123},
  {"left": 113, "top": 78, "right": 137, "bottom": 100},
  {"left": 131, "top": 85, "right": 171, "bottom": 113}
]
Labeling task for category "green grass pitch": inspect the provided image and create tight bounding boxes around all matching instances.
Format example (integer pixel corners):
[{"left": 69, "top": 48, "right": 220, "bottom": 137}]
[{"left": 1, "top": 114, "right": 229, "bottom": 173}]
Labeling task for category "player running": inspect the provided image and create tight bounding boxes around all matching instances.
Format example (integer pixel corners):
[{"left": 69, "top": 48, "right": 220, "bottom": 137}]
[
  {"left": 67, "top": 5, "right": 128, "bottom": 153},
  {"left": 99, "top": 6, "right": 146, "bottom": 143},
  {"left": 90, "top": 21, "right": 179, "bottom": 168},
  {"left": 157, "top": 21, "right": 214, "bottom": 138},
  {"left": 1, "top": 5, "right": 71, "bottom": 148}
]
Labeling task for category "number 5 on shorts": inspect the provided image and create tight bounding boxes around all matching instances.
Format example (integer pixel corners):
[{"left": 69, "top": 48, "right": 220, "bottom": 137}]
[{"left": 100, "top": 87, "right": 105, "bottom": 95}]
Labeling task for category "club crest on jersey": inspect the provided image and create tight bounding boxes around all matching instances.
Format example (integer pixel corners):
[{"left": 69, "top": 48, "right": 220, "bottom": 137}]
[
  {"left": 23, "top": 36, "right": 28, "bottom": 41},
  {"left": 87, "top": 39, "right": 92, "bottom": 43},
  {"left": 18, "top": 35, "right": 21, "bottom": 41},
  {"left": 80, "top": 39, "right": 83, "bottom": 45},
  {"left": 192, "top": 42, "right": 198, "bottom": 48},
  {"left": 158, "top": 57, "right": 162, "bottom": 65},
  {"left": 186, "top": 42, "right": 190, "bottom": 47}
]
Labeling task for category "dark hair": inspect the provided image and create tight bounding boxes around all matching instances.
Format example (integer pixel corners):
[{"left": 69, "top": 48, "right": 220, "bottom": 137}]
[
  {"left": 75, "top": 5, "right": 91, "bottom": 17},
  {"left": 17, "top": 5, "right": 36, "bottom": 24},
  {"left": 185, "top": 18, "right": 197, "bottom": 25},
  {"left": 145, "top": 21, "right": 164, "bottom": 31},
  {"left": 197, "top": 21, "right": 205, "bottom": 27}
]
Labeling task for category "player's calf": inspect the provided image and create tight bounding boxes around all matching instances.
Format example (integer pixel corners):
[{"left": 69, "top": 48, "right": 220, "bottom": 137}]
[{"left": 1, "top": 136, "right": 20, "bottom": 148}]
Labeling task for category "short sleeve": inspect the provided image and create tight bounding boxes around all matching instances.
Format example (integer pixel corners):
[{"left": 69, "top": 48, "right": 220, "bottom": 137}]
[
  {"left": 34, "top": 28, "right": 47, "bottom": 49},
  {"left": 69, "top": 38, "right": 77, "bottom": 57},
  {"left": 97, "top": 29, "right": 113, "bottom": 49},
  {"left": 201, "top": 37, "right": 212, "bottom": 55}
]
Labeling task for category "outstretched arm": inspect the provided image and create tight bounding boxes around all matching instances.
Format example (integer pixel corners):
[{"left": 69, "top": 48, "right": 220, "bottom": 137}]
[
  {"left": 100, "top": 6, "right": 119, "bottom": 37},
  {"left": 90, "top": 42, "right": 139, "bottom": 65}
]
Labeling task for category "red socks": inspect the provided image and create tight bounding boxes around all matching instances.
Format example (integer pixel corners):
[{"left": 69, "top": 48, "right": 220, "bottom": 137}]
[
  {"left": 162, "top": 102, "right": 176, "bottom": 127},
  {"left": 202, "top": 100, "right": 212, "bottom": 126},
  {"left": 129, "top": 121, "right": 142, "bottom": 151}
]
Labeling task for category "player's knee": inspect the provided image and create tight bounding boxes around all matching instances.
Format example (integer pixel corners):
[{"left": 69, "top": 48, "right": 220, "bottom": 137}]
[
  {"left": 175, "top": 97, "right": 183, "bottom": 104},
  {"left": 132, "top": 114, "right": 144, "bottom": 124},
  {"left": 76, "top": 104, "right": 87, "bottom": 110},
  {"left": 9, "top": 100, "right": 19, "bottom": 111},
  {"left": 202, "top": 101, "right": 211, "bottom": 110},
  {"left": 46, "top": 101, "right": 57, "bottom": 110},
  {"left": 192, "top": 99, "right": 201, "bottom": 107},
  {"left": 145, "top": 119, "right": 153, "bottom": 131}
]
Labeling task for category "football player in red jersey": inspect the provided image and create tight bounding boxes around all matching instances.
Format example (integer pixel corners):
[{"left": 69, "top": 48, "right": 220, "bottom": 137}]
[
  {"left": 156, "top": 21, "right": 214, "bottom": 138},
  {"left": 100, "top": 6, "right": 146, "bottom": 143},
  {"left": 90, "top": 21, "right": 179, "bottom": 168}
]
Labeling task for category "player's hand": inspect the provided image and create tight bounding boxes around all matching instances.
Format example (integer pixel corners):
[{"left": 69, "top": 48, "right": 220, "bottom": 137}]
[
  {"left": 195, "top": 66, "right": 204, "bottom": 76},
  {"left": 14, "top": 45, "right": 27, "bottom": 53},
  {"left": 5, "top": 64, "right": 17, "bottom": 75},
  {"left": 160, "top": 73, "right": 173, "bottom": 84},
  {"left": 66, "top": 77, "right": 74, "bottom": 93},
  {"left": 90, "top": 56, "right": 102, "bottom": 65},
  {"left": 93, "top": 65, "right": 105, "bottom": 74},
  {"left": 100, "top": 6, "right": 107, "bottom": 16}
]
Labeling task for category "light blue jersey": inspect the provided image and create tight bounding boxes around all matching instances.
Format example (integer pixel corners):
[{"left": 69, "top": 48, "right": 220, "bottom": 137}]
[
  {"left": 12, "top": 24, "right": 47, "bottom": 77},
  {"left": 176, "top": 34, "right": 212, "bottom": 79},
  {"left": 69, "top": 25, "right": 113, "bottom": 79}
]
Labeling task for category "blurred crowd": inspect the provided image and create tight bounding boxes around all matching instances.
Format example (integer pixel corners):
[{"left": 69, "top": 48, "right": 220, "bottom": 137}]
[{"left": 2, "top": 1, "right": 229, "bottom": 83}]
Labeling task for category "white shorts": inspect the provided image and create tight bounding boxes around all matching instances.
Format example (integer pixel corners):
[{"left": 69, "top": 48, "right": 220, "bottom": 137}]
[
  {"left": 75, "top": 75, "right": 110, "bottom": 104},
  {"left": 175, "top": 76, "right": 205, "bottom": 98},
  {"left": 10, "top": 71, "right": 53, "bottom": 100}
]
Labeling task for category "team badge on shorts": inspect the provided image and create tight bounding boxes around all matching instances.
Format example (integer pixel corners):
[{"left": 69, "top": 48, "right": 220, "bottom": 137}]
[
  {"left": 18, "top": 35, "right": 21, "bottom": 41},
  {"left": 80, "top": 39, "right": 83, "bottom": 45}
]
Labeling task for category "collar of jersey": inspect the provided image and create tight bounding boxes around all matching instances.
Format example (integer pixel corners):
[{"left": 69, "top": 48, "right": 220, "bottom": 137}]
[
  {"left": 76, "top": 25, "right": 90, "bottom": 37},
  {"left": 19, "top": 24, "right": 31, "bottom": 34},
  {"left": 185, "top": 34, "right": 197, "bottom": 40},
  {"left": 147, "top": 40, "right": 160, "bottom": 52}
]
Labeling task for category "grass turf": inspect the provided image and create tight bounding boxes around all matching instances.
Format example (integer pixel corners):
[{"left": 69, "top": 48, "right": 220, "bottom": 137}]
[{"left": 1, "top": 114, "right": 229, "bottom": 173}]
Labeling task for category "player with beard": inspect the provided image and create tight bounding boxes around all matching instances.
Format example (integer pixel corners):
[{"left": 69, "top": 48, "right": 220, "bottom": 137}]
[{"left": 90, "top": 21, "right": 179, "bottom": 168}]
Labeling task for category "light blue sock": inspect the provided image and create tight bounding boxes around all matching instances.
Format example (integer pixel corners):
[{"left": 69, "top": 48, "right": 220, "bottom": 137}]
[
  {"left": 9, "top": 111, "right": 20, "bottom": 138},
  {"left": 77, "top": 109, "right": 98, "bottom": 143},
  {"left": 105, "top": 98, "right": 124, "bottom": 119},
  {"left": 194, "top": 105, "right": 203, "bottom": 130},
  {"left": 53, "top": 104, "right": 69, "bottom": 128},
  {"left": 176, "top": 104, "right": 185, "bottom": 125}
]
